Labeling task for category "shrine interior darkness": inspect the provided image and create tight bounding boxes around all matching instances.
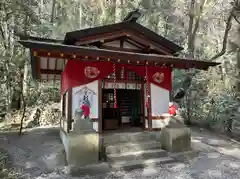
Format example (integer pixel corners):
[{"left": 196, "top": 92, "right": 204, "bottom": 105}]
[{"left": 102, "top": 69, "right": 144, "bottom": 130}]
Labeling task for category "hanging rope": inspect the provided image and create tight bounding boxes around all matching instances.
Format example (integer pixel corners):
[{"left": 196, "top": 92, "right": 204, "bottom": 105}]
[
  {"left": 113, "top": 63, "right": 117, "bottom": 108},
  {"left": 121, "top": 66, "right": 125, "bottom": 80},
  {"left": 145, "top": 65, "right": 150, "bottom": 108}
]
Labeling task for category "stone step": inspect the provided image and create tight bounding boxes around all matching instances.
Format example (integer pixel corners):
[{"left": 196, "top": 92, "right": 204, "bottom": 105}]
[
  {"left": 103, "top": 132, "right": 156, "bottom": 145},
  {"left": 66, "top": 162, "right": 111, "bottom": 177},
  {"left": 110, "top": 157, "right": 175, "bottom": 171},
  {"left": 107, "top": 149, "right": 168, "bottom": 162},
  {"left": 105, "top": 141, "right": 162, "bottom": 155}
]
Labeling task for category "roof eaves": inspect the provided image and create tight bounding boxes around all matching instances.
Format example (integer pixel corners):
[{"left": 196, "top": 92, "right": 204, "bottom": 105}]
[
  {"left": 20, "top": 35, "right": 63, "bottom": 43},
  {"left": 63, "top": 22, "right": 127, "bottom": 45},
  {"left": 127, "top": 22, "right": 184, "bottom": 53}
]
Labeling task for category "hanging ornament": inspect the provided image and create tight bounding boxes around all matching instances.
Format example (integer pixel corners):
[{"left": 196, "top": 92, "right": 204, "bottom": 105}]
[
  {"left": 121, "top": 66, "right": 125, "bottom": 80},
  {"left": 113, "top": 63, "right": 117, "bottom": 108},
  {"left": 145, "top": 65, "right": 150, "bottom": 108}
]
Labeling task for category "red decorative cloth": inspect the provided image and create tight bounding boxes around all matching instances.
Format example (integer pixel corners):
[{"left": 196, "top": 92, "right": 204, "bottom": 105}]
[
  {"left": 81, "top": 104, "right": 90, "bottom": 117},
  {"left": 61, "top": 60, "right": 172, "bottom": 94},
  {"left": 168, "top": 105, "right": 177, "bottom": 116}
]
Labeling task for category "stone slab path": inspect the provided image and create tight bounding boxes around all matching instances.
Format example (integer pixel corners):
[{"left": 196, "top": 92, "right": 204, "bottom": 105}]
[{"left": 1, "top": 126, "right": 240, "bottom": 178}]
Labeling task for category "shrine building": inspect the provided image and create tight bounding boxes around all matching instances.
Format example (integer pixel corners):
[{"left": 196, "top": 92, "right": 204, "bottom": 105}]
[{"left": 19, "top": 11, "right": 220, "bottom": 166}]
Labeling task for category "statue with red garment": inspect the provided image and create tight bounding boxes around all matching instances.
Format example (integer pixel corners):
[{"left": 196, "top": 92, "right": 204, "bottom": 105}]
[
  {"left": 75, "top": 86, "right": 96, "bottom": 121},
  {"left": 81, "top": 99, "right": 91, "bottom": 120},
  {"left": 168, "top": 102, "right": 179, "bottom": 116}
]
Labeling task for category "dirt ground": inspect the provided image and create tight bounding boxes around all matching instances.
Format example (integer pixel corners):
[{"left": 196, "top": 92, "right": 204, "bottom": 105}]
[
  {"left": 1, "top": 126, "right": 240, "bottom": 179},
  {"left": 0, "top": 126, "right": 66, "bottom": 178}
]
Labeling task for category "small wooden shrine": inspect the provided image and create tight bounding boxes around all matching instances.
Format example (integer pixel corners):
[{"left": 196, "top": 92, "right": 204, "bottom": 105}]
[
  {"left": 19, "top": 10, "right": 220, "bottom": 166},
  {"left": 19, "top": 12, "right": 219, "bottom": 134}
]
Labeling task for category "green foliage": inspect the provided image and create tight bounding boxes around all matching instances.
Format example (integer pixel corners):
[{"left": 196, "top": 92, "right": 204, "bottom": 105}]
[
  {"left": 25, "top": 81, "right": 61, "bottom": 107},
  {"left": 0, "top": 0, "right": 239, "bottom": 133}
]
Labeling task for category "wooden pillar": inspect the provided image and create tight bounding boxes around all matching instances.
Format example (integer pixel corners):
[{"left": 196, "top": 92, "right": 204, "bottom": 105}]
[
  {"left": 141, "top": 83, "right": 145, "bottom": 129},
  {"left": 67, "top": 88, "right": 72, "bottom": 133},
  {"left": 98, "top": 80, "right": 103, "bottom": 133},
  {"left": 148, "top": 83, "right": 152, "bottom": 131},
  {"left": 98, "top": 80, "right": 104, "bottom": 161}
]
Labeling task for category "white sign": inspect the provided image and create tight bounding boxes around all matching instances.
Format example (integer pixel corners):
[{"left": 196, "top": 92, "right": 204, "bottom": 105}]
[
  {"left": 104, "top": 82, "right": 126, "bottom": 89},
  {"left": 136, "top": 84, "right": 142, "bottom": 90},
  {"left": 103, "top": 81, "right": 142, "bottom": 90},
  {"left": 115, "top": 83, "right": 126, "bottom": 89},
  {"left": 104, "top": 82, "right": 114, "bottom": 89},
  {"left": 126, "top": 83, "right": 136, "bottom": 89}
]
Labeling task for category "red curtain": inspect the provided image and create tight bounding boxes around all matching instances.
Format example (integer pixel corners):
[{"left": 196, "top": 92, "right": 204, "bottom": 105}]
[{"left": 61, "top": 60, "right": 172, "bottom": 94}]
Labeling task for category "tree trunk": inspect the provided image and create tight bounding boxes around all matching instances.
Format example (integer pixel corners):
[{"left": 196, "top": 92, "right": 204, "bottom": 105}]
[
  {"left": 115, "top": 0, "right": 122, "bottom": 23},
  {"left": 19, "top": 89, "right": 26, "bottom": 135},
  {"left": 187, "top": 0, "right": 206, "bottom": 57},
  {"left": 22, "top": 60, "right": 28, "bottom": 96},
  {"left": 50, "top": 0, "right": 56, "bottom": 23},
  {"left": 187, "top": 0, "right": 195, "bottom": 57},
  {"left": 237, "top": 49, "right": 240, "bottom": 116},
  {"left": 78, "top": 3, "right": 83, "bottom": 28}
]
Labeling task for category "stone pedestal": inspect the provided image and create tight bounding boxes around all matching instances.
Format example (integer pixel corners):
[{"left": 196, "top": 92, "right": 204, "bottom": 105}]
[
  {"left": 60, "top": 119, "right": 99, "bottom": 167},
  {"left": 72, "top": 118, "right": 94, "bottom": 133},
  {"left": 160, "top": 127, "right": 191, "bottom": 153}
]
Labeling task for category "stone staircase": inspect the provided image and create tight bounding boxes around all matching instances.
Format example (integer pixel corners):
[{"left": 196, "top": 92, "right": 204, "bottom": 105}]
[{"left": 103, "top": 131, "right": 176, "bottom": 171}]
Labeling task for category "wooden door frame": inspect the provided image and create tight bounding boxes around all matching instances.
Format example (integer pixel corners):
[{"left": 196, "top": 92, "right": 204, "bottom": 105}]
[
  {"left": 98, "top": 80, "right": 103, "bottom": 133},
  {"left": 99, "top": 80, "right": 146, "bottom": 132}
]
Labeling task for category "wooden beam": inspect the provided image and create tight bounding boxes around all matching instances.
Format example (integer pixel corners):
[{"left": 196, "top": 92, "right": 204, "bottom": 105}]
[
  {"left": 67, "top": 88, "right": 72, "bottom": 133},
  {"left": 120, "top": 39, "right": 124, "bottom": 48},
  {"left": 54, "top": 58, "right": 58, "bottom": 84},
  {"left": 124, "top": 38, "right": 146, "bottom": 49},
  {"left": 36, "top": 57, "right": 41, "bottom": 79},
  {"left": 46, "top": 57, "right": 50, "bottom": 80},
  {"left": 127, "top": 31, "right": 172, "bottom": 55},
  {"left": 32, "top": 49, "right": 217, "bottom": 70},
  {"left": 100, "top": 45, "right": 145, "bottom": 53},
  {"left": 75, "top": 31, "right": 126, "bottom": 46},
  {"left": 19, "top": 40, "right": 220, "bottom": 70},
  {"left": 40, "top": 69, "right": 62, "bottom": 74}
]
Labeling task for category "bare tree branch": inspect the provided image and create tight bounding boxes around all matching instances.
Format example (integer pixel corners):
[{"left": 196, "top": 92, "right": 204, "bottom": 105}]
[
  {"left": 233, "top": 14, "right": 240, "bottom": 24},
  {"left": 210, "top": 11, "right": 233, "bottom": 61},
  {"left": 0, "top": 25, "right": 7, "bottom": 49},
  {"left": 50, "top": 0, "right": 56, "bottom": 24}
]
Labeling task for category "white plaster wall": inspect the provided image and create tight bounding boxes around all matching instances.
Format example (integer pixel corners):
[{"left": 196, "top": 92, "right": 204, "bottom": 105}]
[
  {"left": 123, "top": 42, "right": 139, "bottom": 49},
  {"left": 144, "top": 83, "right": 170, "bottom": 129},
  {"left": 152, "top": 115, "right": 171, "bottom": 129},
  {"left": 72, "top": 80, "right": 99, "bottom": 132},
  {"left": 150, "top": 83, "right": 169, "bottom": 116},
  {"left": 104, "top": 40, "right": 120, "bottom": 47},
  {"left": 150, "top": 83, "right": 170, "bottom": 129},
  {"left": 93, "top": 122, "right": 98, "bottom": 132}
]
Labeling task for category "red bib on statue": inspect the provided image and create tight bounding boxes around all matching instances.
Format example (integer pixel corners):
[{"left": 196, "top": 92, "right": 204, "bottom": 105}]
[{"left": 168, "top": 105, "right": 177, "bottom": 116}]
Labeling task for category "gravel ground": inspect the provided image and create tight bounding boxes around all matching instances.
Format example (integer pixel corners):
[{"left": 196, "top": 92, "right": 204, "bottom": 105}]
[{"left": 1, "top": 126, "right": 240, "bottom": 179}]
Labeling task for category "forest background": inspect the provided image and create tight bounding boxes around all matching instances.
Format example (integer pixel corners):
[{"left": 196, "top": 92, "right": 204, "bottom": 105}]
[{"left": 0, "top": 0, "right": 240, "bottom": 134}]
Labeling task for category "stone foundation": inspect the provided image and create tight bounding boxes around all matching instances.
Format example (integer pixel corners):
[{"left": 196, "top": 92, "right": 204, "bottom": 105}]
[
  {"left": 60, "top": 119, "right": 99, "bottom": 166},
  {"left": 160, "top": 127, "right": 191, "bottom": 153}
]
